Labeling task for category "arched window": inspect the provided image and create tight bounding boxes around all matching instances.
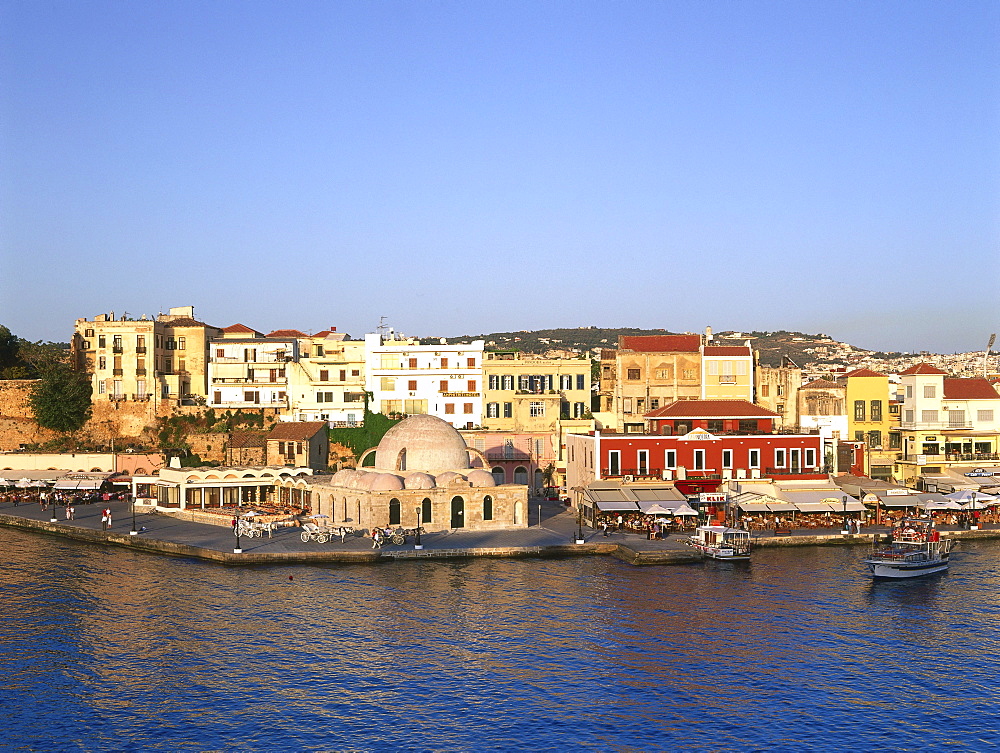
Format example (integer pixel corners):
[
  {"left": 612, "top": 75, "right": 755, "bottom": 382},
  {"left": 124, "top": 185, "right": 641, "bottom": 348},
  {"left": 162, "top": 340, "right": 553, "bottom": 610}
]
[
  {"left": 389, "top": 498, "right": 401, "bottom": 525},
  {"left": 514, "top": 466, "right": 528, "bottom": 485},
  {"left": 450, "top": 496, "right": 465, "bottom": 529},
  {"left": 421, "top": 497, "right": 432, "bottom": 524},
  {"left": 483, "top": 495, "right": 493, "bottom": 521},
  {"left": 533, "top": 468, "right": 543, "bottom": 492},
  {"left": 396, "top": 449, "right": 406, "bottom": 471},
  {"left": 491, "top": 466, "right": 506, "bottom": 485}
]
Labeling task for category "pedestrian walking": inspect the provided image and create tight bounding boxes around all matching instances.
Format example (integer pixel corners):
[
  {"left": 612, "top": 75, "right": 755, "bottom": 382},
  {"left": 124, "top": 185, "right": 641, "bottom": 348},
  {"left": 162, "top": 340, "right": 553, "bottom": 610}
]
[
  {"left": 101, "top": 509, "right": 109, "bottom": 530},
  {"left": 106, "top": 509, "right": 112, "bottom": 529},
  {"left": 371, "top": 528, "right": 381, "bottom": 549},
  {"left": 68, "top": 505, "right": 75, "bottom": 520},
  {"left": 601, "top": 521, "right": 609, "bottom": 537},
  {"left": 65, "top": 505, "right": 71, "bottom": 521}
]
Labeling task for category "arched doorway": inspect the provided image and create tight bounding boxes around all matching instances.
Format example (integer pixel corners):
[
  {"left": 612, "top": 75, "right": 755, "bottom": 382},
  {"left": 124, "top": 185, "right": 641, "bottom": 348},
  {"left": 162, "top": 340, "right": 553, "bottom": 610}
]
[
  {"left": 533, "top": 468, "right": 543, "bottom": 494},
  {"left": 421, "top": 497, "right": 432, "bottom": 524},
  {"left": 389, "top": 498, "right": 401, "bottom": 525},
  {"left": 514, "top": 466, "right": 528, "bottom": 485},
  {"left": 514, "top": 501, "right": 522, "bottom": 525},
  {"left": 450, "top": 496, "right": 465, "bottom": 529},
  {"left": 491, "top": 466, "right": 506, "bottom": 485}
]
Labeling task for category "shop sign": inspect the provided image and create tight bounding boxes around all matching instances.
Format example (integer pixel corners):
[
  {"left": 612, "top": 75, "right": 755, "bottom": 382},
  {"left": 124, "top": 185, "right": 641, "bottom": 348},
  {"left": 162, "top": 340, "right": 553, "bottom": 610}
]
[
  {"left": 699, "top": 493, "right": 726, "bottom": 504},
  {"left": 966, "top": 468, "right": 996, "bottom": 477}
]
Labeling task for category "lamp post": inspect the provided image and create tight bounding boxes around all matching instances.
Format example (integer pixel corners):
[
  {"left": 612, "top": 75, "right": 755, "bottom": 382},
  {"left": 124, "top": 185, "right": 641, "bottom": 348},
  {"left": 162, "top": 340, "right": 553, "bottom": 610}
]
[
  {"left": 841, "top": 495, "right": 849, "bottom": 535},
  {"left": 414, "top": 506, "right": 423, "bottom": 550},
  {"left": 130, "top": 492, "right": 137, "bottom": 536},
  {"left": 233, "top": 500, "right": 243, "bottom": 554},
  {"left": 575, "top": 502, "right": 585, "bottom": 544}
]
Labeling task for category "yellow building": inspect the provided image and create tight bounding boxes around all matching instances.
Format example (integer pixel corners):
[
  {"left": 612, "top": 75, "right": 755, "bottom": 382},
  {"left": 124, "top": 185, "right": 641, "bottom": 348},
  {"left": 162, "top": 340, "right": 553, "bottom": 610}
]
[
  {"left": 840, "top": 368, "right": 895, "bottom": 479},
  {"left": 482, "top": 351, "right": 592, "bottom": 432},
  {"left": 72, "top": 305, "right": 221, "bottom": 407},
  {"left": 701, "top": 343, "right": 754, "bottom": 400}
]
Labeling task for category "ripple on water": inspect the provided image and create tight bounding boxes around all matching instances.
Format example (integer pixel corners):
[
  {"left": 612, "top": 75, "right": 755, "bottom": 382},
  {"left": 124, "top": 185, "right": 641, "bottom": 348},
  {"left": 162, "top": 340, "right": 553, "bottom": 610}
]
[{"left": 1, "top": 528, "right": 1000, "bottom": 750}]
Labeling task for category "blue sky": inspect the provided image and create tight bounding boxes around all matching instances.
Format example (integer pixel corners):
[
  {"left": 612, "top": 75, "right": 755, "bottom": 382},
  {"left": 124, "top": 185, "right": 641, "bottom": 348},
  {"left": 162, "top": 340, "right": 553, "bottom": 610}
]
[{"left": 2, "top": 0, "right": 997, "bottom": 353}]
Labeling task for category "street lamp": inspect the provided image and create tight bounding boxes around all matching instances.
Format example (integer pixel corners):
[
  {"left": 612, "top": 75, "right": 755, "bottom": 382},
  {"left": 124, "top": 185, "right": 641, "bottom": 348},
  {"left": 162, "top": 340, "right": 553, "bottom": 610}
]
[
  {"left": 233, "top": 499, "right": 243, "bottom": 554},
  {"left": 130, "top": 491, "right": 137, "bottom": 535},
  {"left": 575, "top": 502, "right": 585, "bottom": 544},
  {"left": 841, "top": 495, "right": 849, "bottom": 535},
  {"left": 414, "top": 506, "right": 423, "bottom": 550},
  {"left": 47, "top": 488, "right": 57, "bottom": 524}
]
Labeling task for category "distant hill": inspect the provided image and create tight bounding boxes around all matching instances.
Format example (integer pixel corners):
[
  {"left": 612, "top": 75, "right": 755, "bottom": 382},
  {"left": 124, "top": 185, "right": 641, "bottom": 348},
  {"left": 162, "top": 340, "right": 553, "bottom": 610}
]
[{"left": 424, "top": 328, "right": 848, "bottom": 367}]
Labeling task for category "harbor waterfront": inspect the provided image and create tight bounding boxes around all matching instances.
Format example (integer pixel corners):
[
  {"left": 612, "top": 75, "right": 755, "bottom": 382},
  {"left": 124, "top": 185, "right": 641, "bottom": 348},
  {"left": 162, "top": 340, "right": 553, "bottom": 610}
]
[
  {"left": 5, "top": 495, "right": 1000, "bottom": 566},
  {"left": 2, "top": 517, "right": 1000, "bottom": 751}
]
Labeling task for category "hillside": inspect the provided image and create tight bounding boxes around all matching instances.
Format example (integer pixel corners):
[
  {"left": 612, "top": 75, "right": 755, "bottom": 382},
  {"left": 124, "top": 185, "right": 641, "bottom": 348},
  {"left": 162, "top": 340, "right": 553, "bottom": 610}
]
[{"left": 426, "top": 328, "right": 847, "bottom": 367}]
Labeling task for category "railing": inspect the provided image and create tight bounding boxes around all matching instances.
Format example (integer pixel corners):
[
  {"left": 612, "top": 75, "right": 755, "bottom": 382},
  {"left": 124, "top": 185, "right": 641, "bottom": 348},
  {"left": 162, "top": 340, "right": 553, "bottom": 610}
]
[
  {"left": 136, "top": 347, "right": 147, "bottom": 354},
  {"left": 486, "top": 451, "right": 532, "bottom": 462},
  {"left": 112, "top": 346, "right": 123, "bottom": 354},
  {"left": 945, "top": 452, "right": 1000, "bottom": 462},
  {"left": 601, "top": 468, "right": 665, "bottom": 480},
  {"left": 112, "top": 369, "right": 123, "bottom": 376},
  {"left": 135, "top": 368, "right": 146, "bottom": 376},
  {"left": 765, "top": 467, "right": 822, "bottom": 476},
  {"left": 131, "top": 394, "right": 150, "bottom": 402}
]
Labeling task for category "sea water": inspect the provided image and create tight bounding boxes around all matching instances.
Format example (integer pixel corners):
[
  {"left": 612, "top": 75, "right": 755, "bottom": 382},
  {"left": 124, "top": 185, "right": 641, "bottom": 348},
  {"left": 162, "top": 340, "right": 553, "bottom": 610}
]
[{"left": 1, "top": 527, "right": 998, "bottom": 751}]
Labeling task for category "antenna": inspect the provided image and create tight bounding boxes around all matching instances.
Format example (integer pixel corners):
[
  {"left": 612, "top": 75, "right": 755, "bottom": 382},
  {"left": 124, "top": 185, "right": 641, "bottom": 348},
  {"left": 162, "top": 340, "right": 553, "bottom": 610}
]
[
  {"left": 985, "top": 333, "right": 996, "bottom": 377},
  {"left": 377, "top": 316, "right": 389, "bottom": 337}
]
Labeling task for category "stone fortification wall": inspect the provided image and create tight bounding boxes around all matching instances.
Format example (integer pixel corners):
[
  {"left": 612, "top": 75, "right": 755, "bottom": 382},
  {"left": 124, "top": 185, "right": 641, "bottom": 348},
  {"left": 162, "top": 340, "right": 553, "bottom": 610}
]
[{"left": 0, "top": 381, "right": 60, "bottom": 450}]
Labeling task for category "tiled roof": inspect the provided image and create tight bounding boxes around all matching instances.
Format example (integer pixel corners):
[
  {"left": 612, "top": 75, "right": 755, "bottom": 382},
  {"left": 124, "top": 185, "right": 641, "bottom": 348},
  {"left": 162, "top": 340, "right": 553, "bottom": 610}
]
[
  {"left": 266, "top": 329, "right": 309, "bottom": 338},
  {"left": 267, "top": 421, "right": 328, "bottom": 440},
  {"left": 644, "top": 399, "right": 779, "bottom": 418},
  {"left": 223, "top": 323, "right": 259, "bottom": 334},
  {"left": 801, "top": 378, "right": 842, "bottom": 389},
  {"left": 227, "top": 431, "right": 267, "bottom": 449},
  {"left": 162, "top": 317, "right": 211, "bottom": 328},
  {"left": 899, "top": 363, "right": 947, "bottom": 376},
  {"left": 703, "top": 345, "right": 751, "bottom": 356},
  {"left": 620, "top": 334, "right": 701, "bottom": 353},
  {"left": 943, "top": 378, "right": 1000, "bottom": 400},
  {"left": 842, "top": 368, "right": 886, "bottom": 378}
]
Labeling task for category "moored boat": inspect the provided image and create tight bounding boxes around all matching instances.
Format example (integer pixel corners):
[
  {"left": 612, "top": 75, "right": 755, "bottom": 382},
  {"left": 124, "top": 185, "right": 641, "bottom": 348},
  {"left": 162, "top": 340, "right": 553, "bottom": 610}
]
[
  {"left": 864, "top": 518, "right": 951, "bottom": 579},
  {"left": 686, "top": 524, "right": 752, "bottom": 560}
]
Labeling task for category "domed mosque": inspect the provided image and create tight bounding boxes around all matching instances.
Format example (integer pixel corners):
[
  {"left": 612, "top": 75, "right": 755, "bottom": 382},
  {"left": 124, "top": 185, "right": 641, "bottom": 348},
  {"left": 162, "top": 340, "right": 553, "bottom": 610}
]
[{"left": 310, "top": 415, "right": 528, "bottom": 532}]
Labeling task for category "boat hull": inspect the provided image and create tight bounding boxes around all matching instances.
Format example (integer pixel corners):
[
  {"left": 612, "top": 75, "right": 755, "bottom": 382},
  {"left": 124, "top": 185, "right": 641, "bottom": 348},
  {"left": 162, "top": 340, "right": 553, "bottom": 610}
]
[
  {"left": 865, "top": 557, "right": 949, "bottom": 579},
  {"left": 688, "top": 543, "right": 750, "bottom": 561}
]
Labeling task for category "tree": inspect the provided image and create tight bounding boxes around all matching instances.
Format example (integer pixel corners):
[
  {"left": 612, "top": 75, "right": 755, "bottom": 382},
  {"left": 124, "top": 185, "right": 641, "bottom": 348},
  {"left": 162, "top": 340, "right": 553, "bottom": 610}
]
[{"left": 29, "top": 364, "right": 92, "bottom": 432}]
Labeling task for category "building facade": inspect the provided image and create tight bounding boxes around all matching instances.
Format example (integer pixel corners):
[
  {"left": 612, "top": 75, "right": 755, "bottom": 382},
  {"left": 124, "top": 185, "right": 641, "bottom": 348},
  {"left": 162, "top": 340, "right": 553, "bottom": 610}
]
[{"left": 365, "top": 333, "right": 485, "bottom": 429}]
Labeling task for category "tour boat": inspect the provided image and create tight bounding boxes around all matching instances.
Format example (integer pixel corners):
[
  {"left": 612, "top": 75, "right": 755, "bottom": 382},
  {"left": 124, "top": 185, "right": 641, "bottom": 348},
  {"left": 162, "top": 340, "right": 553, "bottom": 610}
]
[
  {"left": 686, "top": 525, "right": 752, "bottom": 560},
  {"left": 864, "top": 518, "right": 951, "bottom": 579}
]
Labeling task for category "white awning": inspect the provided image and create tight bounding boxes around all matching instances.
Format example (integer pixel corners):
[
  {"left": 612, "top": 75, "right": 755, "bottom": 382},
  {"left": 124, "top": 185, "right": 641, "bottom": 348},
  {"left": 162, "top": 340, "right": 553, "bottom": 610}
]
[{"left": 594, "top": 500, "right": 641, "bottom": 512}]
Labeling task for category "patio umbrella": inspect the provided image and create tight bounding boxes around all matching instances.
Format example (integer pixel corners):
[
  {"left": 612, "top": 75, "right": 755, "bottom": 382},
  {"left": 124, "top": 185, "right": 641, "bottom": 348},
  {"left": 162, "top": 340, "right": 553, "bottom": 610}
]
[
  {"left": 945, "top": 490, "right": 998, "bottom": 505},
  {"left": 672, "top": 503, "right": 699, "bottom": 516}
]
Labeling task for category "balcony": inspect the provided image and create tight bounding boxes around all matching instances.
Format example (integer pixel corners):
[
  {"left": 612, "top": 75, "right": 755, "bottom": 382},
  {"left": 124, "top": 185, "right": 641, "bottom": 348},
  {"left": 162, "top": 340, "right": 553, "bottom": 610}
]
[
  {"left": 135, "top": 368, "right": 146, "bottom": 376},
  {"left": 112, "top": 369, "right": 123, "bottom": 376},
  {"left": 112, "top": 346, "right": 123, "bottom": 354},
  {"left": 601, "top": 468, "right": 666, "bottom": 480},
  {"left": 136, "top": 346, "right": 147, "bottom": 354},
  {"left": 486, "top": 450, "right": 532, "bottom": 462},
  {"left": 765, "top": 467, "right": 823, "bottom": 476},
  {"left": 131, "top": 394, "right": 151, "bottom": 402}
]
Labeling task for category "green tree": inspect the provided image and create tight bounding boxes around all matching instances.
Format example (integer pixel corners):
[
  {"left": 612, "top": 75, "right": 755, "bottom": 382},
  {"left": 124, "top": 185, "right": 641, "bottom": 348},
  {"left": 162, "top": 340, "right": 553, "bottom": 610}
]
[{"left": 29, "top": 364, "right": 92, "bottom": 432}]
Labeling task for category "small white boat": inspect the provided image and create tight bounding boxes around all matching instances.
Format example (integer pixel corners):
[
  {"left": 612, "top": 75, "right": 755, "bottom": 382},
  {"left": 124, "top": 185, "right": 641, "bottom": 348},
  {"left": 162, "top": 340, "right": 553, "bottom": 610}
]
[
  {"left": 686, "top": 525, "right": 752, "bottom": 560},
  {"left": 864, "top": 518, "right": 951, "bottom": 579}
]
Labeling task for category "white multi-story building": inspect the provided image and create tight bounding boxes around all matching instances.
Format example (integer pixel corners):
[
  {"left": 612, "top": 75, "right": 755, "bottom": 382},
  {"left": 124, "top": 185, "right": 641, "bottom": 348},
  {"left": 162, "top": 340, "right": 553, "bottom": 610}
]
[
  {"left": 365, "top": 333, "right": 485, "bottom": 429},
  {"left": 207, "top": 325, "right": 298, "bottom": 410},
  {"left": 285, "top": 330, "right": 367, "bottom": 425}
]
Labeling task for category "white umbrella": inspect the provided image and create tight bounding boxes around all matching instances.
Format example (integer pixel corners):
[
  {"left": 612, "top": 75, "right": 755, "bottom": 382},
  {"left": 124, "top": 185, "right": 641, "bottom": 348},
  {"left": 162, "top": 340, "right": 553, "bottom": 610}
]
[
  {"left": 919, "top": 499, "right": 962, "bottom": 511},
  {"left": 672, "top": 503, "right": 699, "bottom": 516},
  {"left": 16, "top": 478, "right": 32, "bottom": 488},
  {"left": 945, "top": 490, "right": 998, "bottom": 505}
]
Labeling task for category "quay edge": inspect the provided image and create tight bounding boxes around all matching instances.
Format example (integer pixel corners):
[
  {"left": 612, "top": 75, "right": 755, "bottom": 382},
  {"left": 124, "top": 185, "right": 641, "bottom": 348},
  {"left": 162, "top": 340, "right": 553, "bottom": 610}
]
[{"left": 3, "top": 514, "right": 999, "bottom": 567}]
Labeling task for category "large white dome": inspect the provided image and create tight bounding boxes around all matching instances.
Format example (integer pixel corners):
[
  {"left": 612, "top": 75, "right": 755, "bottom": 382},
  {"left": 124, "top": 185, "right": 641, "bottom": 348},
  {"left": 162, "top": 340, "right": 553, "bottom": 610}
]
[{"left": 374, "top": 415, "right": 471, "bottom": 472}]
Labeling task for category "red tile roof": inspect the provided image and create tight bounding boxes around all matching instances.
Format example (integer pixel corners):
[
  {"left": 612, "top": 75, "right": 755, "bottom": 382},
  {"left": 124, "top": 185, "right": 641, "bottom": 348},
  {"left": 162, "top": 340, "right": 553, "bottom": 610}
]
[
  {"left": 943, "top": 378, "right": 1000, "bottom": 400},
  {"left": 223, "top": 323, "right": 259, "bottom": 335},
  {"left": 842, "top": 368, "right": 886, "bottom": 378},
  {"left": 266, "top": 329, "right": 309, "bottom": 338},
  {"left": 703, "top": 345, "right": 751, "bottom": 356},
  {"left": 801, "top": 378, "right": 842, "bottom": 389},
  {"left": 620, "top": 334, "right": 701, "bottom": 353},
  {"left": 899, "top": 363, "right": 947, "bottom": 376},
  {"left": 644, "top": 399, "right": 779, "bottom": 418},
  {"left": 267, "top": 421, "right": 328, "bottom": 440},
  {"left": 227, "top": 431, "right": 267, "bottom": 449}
]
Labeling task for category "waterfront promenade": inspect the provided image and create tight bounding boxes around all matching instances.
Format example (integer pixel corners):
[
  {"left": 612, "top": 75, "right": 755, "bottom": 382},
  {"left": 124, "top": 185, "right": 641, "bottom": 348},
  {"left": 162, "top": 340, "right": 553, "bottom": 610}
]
[{"left": 2, "top": 496, "right": 998, "bottom": 566}]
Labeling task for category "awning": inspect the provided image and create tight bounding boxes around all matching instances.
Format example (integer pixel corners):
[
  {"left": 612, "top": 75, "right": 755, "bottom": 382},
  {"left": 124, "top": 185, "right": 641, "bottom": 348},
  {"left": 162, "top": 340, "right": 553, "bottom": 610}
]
[
  {"left": 765, "top": 502, "right": 798, "bottom": 512},
  {"left": 876, "top": 495, "right": 922, "bottom": 508},
  {"left": 795, "top": 502, "right": 837, "bottom": 513},
  {"left": 594, "top": 500, "right": 641, "bottom": 512},
  {"left": 53, "top": 477, "right": 106, "bottom": 490},
  {"left": 736, "top": 502, "right": 772, "bottom": 512},
  {"left": 639, "top": 501, "right": 680, "bottom": 515}
]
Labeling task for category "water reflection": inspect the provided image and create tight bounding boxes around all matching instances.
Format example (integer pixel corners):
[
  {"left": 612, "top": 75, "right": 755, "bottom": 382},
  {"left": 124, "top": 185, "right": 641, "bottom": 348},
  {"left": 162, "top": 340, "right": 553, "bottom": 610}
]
[{"left": 2, "top": 527, "right": 1000, "bottom": 750}]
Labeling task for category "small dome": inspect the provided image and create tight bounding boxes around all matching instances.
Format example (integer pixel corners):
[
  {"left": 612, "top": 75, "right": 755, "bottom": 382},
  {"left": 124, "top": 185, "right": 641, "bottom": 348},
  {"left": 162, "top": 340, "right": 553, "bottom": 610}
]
[
  {"left": 374, "top": 415, "right": 471, "bottom": 472},
  {"left": 434, "top": 471, "right": 466, "bottom": 486},
  {"left": 404, "top": 472, "right": 436, "bottom": 490},
  {"left": 467, "top": 469, "right": 497, "bottom": 488},
  {"left": 369, "top": 473, "right": 404, "bottom": 491},
  {"left": 331, "top": 469, "right": 355, "bottom": 486}
]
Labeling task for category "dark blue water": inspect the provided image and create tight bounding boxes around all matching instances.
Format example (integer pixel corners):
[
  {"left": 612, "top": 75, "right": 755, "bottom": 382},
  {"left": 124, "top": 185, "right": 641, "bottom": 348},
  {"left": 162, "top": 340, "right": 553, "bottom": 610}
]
[{"left": 1, "top": 527, "right": 998, "bottom": 752}]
